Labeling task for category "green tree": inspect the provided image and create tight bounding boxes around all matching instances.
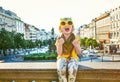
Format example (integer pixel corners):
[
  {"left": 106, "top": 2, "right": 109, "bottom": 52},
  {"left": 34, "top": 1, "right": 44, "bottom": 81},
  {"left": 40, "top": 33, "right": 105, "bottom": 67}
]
[
  {"left": 80, "top": 37, "right": 99, "bottom": 49},
  {"left": 92, "top": 39, "right": 99, "bottom": 48},
  {"left": 27, "top": 40, "right": 36, "bottom": 48},
  {"left": 0, "top": 28, "right": 14, "bottom": 56},
  {"left": 87, "top": 38, "right": 99, "bottom": 49},
  {"left": 9, "top": 31, "right": 16, "bottom": 49},
  {"left": 48, "top": 28, "right": 56, "bottom": 52},
  {"left": 35, "top": 40, "right": 42, "bottom": 47},
  {"left": 80, "top": 37, "right": 88, "bottom": 48},
  {"left": 14, "top": 33, "right": 24, "bottom": 49},
  {"left": 21, "top": 39, "right": 27, "bottom": 49},
  {"left": 51, "top": 27, "right": 54, "bottom": 38}
]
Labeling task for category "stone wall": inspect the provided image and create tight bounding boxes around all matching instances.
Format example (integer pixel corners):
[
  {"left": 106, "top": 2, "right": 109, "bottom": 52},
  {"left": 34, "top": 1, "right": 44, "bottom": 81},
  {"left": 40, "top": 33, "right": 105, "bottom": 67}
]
[{"left": 0, "top": 62, "right": 120, "bottom": 82}]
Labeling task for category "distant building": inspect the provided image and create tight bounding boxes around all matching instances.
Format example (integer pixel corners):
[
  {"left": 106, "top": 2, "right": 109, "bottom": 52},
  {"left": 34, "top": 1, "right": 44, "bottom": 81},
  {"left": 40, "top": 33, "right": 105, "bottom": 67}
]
[
  {"left": 110, "top": 6, "right": 120, "bottom": 46},
  {"left": 16, "top": 19, "right": 25, "bottom": 34},
  {"left": 88, "top": 19, "right": 96, "bottom": 39},
  {"left": 0, "top": 6, "right": 19, "bottom": 32},
  {"left": 77, "top": 12, "right": 111, "bottom": 50},
  {"left": 78, "top": 24, "right": 89, "bottom": 38},
  {"left": 24, "top": 23, "right": 39, "bottom": 42},
  {"left": 0, "top": 6, "right": 41, "bottom": 42}
]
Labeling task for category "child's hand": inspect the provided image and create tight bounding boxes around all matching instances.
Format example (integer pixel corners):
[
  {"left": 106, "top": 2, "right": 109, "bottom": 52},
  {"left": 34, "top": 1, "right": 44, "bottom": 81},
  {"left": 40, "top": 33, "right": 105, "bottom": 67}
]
[
  {"left": 72, "top": 39, "right": 81, "bottom": 54},
  {"left": 58, "top": 38, "right": 65, "bottom": 45},
  {"left": 72, "top": 39, "right": 79, "bottom": 47}
]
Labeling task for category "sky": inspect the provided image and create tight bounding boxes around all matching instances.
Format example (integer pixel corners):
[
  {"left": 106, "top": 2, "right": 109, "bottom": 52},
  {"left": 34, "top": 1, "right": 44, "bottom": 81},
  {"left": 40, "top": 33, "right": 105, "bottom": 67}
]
[{"left": 0, "top": 0, "right": 120, "bottom": 33}]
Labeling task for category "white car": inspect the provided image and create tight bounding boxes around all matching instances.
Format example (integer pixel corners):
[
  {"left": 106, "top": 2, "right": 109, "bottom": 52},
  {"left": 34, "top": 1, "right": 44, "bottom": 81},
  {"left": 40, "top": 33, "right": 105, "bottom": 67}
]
[
  {"left": 87, "top": 49, "right": 98, "bottom": 58},
  {"left": 82, "top": 49, "right": 98, "bottom": 58}
]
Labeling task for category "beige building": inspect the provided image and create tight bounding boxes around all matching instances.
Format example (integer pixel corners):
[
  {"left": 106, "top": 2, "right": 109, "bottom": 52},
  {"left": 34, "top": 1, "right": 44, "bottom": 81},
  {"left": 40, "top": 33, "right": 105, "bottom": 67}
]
[
  {"left": 95, "top": 12, "right": 111, "bottom": 49},
  {"left": 77, "top": 6, "right": 120, "bottom": 53},
  {"left": 77, "top": 12, "right": 111, "bottom": 50}
]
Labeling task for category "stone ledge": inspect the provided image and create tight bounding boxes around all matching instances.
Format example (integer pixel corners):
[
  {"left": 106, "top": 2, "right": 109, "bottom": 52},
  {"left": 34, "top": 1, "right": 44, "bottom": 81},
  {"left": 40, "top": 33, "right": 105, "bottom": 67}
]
[
  {"left": 79, "top": 62, "right": 120, "bottom": 69},
  {"left": 0, "top": 62, "right": 120, "bottom": 69},
  {"left": 0, "top": 62, "right": 120, "bottom": 82},
  {"left": 0, "top": 62, "right": 57, "bottom": 69}
]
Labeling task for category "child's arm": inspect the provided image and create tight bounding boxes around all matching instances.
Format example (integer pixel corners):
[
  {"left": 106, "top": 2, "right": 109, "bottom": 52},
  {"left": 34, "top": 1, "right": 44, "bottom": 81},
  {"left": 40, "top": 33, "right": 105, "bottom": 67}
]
[
  {"left": 72, "top": 39, "right": 81, "bottom": 55},
  {"left": 56, "top": 38, "right": 64, "bottom": 56}
]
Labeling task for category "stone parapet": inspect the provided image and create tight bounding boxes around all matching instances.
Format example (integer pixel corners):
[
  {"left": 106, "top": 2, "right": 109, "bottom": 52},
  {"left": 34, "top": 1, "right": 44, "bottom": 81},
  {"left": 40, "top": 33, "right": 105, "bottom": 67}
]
[{"left": 0, "top": 62, "right": 120, "bottom": 82}]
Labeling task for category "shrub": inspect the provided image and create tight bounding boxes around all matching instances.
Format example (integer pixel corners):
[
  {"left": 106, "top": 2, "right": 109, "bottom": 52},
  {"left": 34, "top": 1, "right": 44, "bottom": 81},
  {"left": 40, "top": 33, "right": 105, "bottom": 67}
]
[{"left": 24, "top": 52, "right": 57, "bottom": 60}]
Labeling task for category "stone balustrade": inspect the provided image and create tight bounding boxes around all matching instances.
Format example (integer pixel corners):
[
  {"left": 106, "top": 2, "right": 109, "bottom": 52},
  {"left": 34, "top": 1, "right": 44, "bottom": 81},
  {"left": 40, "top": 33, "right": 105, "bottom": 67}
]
[{"left": 0, "top": 62, "right": 120, "bottom": 82}]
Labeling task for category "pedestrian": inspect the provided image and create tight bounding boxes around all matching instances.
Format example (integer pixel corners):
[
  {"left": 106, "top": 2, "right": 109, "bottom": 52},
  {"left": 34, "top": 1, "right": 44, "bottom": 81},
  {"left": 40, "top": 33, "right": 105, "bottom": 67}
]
[{"left": 55, "top": 17, "right": 81, "bottom": 82}]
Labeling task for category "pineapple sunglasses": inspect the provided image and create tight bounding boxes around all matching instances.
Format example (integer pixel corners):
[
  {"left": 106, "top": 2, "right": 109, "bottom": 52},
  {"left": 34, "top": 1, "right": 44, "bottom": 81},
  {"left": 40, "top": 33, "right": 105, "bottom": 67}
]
[{"left": 60, "top": 21, "right": 73, "bottom": 26}]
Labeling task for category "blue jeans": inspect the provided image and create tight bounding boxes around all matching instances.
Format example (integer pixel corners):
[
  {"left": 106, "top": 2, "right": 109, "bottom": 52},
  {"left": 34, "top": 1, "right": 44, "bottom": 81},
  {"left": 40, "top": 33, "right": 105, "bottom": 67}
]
[{"left": 57, "top": 58, "right": 78, "bottom": 82}]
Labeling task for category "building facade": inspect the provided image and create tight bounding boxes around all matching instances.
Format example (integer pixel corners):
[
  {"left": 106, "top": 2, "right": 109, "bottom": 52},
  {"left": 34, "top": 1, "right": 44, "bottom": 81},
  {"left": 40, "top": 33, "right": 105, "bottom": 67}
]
[
  {"left": 0, "top": 7, "right": 18, "bottom": 32},
  {"left": 110, "top": 6, "right": 120, "bottom": 47},
  {"left": 95, "top": 12, "right": 111, "bottom": 49},
  {"left": 24, "top": 23, "right": 39, "bottom": 42}
]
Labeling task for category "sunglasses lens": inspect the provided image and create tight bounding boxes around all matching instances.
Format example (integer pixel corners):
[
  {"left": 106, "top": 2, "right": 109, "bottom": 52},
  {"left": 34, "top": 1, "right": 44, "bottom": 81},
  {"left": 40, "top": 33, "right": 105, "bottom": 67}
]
[
  {"left": 68, "top": 21, "right": 73, "bottom": 25},
  {"left": 61, "top": 22, "right": 65, "bottom": 25}
]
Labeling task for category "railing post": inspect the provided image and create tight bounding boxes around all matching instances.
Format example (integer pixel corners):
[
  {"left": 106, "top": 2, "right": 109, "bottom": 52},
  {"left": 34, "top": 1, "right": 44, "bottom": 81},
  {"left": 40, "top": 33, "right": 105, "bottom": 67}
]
[
  {"left": 102, "top": 53, "right": 104, "bottom": 62},
  {"left": 90, "top": 58, "right": 92, "bottom": 62},
  {"left": 112, "top": 55, "right": 114, "bottom": 61}
]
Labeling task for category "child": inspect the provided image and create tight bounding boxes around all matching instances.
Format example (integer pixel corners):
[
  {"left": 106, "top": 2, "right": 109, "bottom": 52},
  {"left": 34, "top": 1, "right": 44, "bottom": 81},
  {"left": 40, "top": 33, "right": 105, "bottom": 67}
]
[{"left": 55, "top": 17, "right": 81, "bottom": 82}]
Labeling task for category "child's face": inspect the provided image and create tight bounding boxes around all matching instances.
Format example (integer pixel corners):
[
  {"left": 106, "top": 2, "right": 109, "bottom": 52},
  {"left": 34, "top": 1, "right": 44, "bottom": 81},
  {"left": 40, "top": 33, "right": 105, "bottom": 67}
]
[{"left": 59, "top": 20, "right": 73, "bottom": 34}]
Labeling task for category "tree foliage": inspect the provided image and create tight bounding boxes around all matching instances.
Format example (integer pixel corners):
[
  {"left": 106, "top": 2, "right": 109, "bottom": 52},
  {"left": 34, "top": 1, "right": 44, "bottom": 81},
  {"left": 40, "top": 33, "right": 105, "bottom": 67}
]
[
  {"left": 48, "top": 28, "right": 56, "bottom": 52},
  {"left": 0, "top": 28, "right": 14, "bottom": 56},
  {"left": 80, "top": 37, "right": 99, "bottom": 49},
  {"left": 0, "top": 29, "right": 27, "bottom": 56}
]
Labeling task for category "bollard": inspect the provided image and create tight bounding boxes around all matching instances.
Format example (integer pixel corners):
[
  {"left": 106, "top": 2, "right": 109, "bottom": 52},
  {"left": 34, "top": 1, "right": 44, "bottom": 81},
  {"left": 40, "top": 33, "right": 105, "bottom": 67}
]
[
  {"left": 90, "top": 58, "right": 92, "bottom": 62},
  {"left": 112, "top": 55, "right": 114, "bottom": 61},
  {"left": 102, "top": 55, "right": 103, "bottom": 62}
]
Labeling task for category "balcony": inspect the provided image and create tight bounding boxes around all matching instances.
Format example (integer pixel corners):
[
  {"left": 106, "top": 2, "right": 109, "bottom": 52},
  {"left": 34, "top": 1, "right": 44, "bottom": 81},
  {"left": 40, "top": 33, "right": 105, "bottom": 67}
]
[{"left": 0, "top": 62, "right": 120, "bottom": 82}]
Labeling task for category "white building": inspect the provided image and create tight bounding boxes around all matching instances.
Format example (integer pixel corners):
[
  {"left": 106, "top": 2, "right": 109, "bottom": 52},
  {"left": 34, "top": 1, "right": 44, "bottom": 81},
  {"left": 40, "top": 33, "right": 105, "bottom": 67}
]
[
  {"left": 24, "top": 23, "right": 39, "bottom": 42},
  {"left": 110, "top": 6, "right": 120, "bottom": 46},
  {"left": 0, "top": 7, "right": 17, "bottom": 32}
]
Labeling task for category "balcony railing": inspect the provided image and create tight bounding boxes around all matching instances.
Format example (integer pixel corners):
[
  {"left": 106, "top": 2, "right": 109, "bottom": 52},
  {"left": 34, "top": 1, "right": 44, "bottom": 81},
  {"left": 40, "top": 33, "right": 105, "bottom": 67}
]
[{"left": 0, "top": 62, "right": 120, "bottom": 82}]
